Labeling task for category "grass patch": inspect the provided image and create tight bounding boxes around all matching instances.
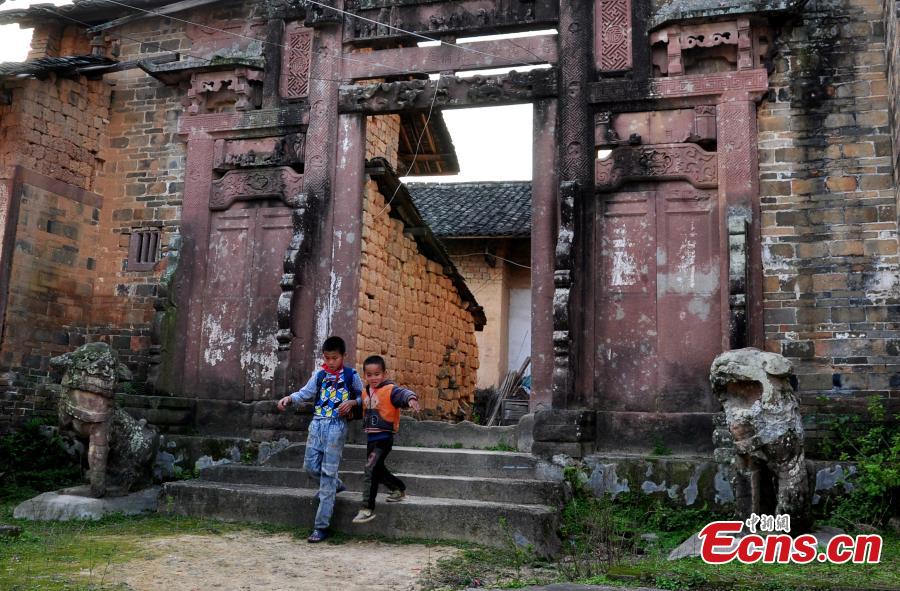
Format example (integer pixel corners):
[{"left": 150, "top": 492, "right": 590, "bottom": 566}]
[{"left": 552, "top": 467, "right": 900, "bottom": 591}]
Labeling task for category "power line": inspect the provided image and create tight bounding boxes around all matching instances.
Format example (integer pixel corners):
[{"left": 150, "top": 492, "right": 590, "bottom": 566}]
[
  {"left": 303, "top": 0, "right": 549, "bottom": 69},
  {"left": 452, "top": 252, "right": 532, "bottom": 270},
  {"left": 376, "top": 72, "right": 444, "bottom": 218},
  {"left": 42, "top": 6, "right": 349, "bottom": 84},
  {"left": 95, "top": 0, "right": 410, "bottom": 76}
]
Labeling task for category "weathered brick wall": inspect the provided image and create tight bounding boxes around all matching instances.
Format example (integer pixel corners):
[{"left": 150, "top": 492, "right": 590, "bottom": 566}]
[
  {"left": 0, "top": 174, "right": 103, "bottom": 430},
  {"left": 0, "top": 36, "right": 112, "bottom": 429},
  {"left": 887, "top": 0, "right": 900, "bottom": 208},
  {"left": 0, "top": 74, "right": 109, "bottom": 191},
  {"left": 759, "top": 0, "right": 900, "bottom": 447},
  {"left": 357, "top": 181, "right": 479, "bottom": 420},
  {"left": 88, "top": 18, "right": 189, "bottom": 372}
]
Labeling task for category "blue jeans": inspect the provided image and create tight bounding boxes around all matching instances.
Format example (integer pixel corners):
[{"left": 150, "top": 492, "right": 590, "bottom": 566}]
[{"left": 304, "top": 417, "right": 348, "bottom": 530}]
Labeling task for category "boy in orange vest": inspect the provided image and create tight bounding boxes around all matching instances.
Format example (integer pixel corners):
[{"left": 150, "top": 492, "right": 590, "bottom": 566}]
[{"left": 351, "top": 355, "right": 420, "bottom": 524}]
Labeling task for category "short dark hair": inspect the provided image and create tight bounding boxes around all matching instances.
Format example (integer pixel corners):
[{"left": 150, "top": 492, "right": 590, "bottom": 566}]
[
  {"left": 363, "top": 355, "right": 386, "bottom": 371},
  {"left": 322, "top": 336, "right": 346, "bottom": 355}
]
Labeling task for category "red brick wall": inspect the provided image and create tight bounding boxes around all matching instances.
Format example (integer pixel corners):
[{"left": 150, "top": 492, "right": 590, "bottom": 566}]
[
  {"left": 0, "top": 75, "right": 109, "bottom": 191},
  {"left": 758, "top": 0, "right": 900, "bottom": 437},
  {"left": 0, "top": 171, "right": 104, "bottom": 429}
]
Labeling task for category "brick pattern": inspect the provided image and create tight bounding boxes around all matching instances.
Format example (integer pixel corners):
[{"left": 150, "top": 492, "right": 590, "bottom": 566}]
[
  {"left": 365, "top": 114, "right": 401, "bottom": 170},
  {"left": 0, "top": 75, "right": 109, "bottom": 191},
  {"left": 0, "top": 181, "right": 101, "bottom": 429},
  {"left": 758, "top": 0, "right": 900, "bottom": 426},
  {"left": 887, "top": 0, "right": 900, "bottom": 208},
  {"left": 357, "top": 180, "right": 479, "bottom": 420}
]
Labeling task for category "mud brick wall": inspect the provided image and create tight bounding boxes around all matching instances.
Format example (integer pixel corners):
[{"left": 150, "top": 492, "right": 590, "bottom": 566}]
[
  {"left": 0, "top": 174, "right": 103, "bottom": 430},
  {"left": 758, "top": 0, "right": 900, "bottom": 446},
  {"left": 357, "top": 181, "right": 479, "bottom": 420},
  {"left": 366, "top": 115, "right": 401, "bottom": 169}
]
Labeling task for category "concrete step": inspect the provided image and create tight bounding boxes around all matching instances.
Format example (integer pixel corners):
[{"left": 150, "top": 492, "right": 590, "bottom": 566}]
[
  {"left": 200, "top": 464, "right": 565, "bottom": 506},
  {"left": 160, "top": 480, "right": 560, "bottom": 556},
  {"left": 264, "top": 443, "right": 553, "bottom": 480}
]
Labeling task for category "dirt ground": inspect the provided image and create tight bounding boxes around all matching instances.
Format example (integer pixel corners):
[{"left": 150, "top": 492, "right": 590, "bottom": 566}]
[{"left": 101, "top": 531, "right": 459, "bottom": 591}]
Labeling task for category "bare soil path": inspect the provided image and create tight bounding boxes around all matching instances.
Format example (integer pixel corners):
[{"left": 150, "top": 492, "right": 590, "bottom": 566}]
[{"left": 101, "top": 531, "right": 458, "bottom": 591}]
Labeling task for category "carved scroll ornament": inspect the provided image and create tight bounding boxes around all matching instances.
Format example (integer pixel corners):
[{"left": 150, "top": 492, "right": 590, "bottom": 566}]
[
  {"left": 210, "top": 167, "right": 305, "bottom": 210},
  {"left": 595, "top": 144, "right": 718, "bottom": 191}
]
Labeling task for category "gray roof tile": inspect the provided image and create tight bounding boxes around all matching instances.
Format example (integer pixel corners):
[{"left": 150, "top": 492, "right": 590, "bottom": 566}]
[{"left": 407, "top": 181, "right": 531, "bottom": 238}]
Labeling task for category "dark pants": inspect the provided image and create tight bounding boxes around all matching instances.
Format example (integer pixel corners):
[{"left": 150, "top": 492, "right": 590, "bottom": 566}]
[{"left": 363, "top": 436, "right": 405, "bottom": 510}]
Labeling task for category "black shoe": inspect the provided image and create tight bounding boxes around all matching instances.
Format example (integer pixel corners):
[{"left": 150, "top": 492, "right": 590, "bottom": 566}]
[{"left": 307, "top": 528, "right": 327, "bottom": 543}]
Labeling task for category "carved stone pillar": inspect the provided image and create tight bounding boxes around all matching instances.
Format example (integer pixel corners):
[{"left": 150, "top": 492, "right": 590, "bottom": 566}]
[
  {"left": 717, "top": 94, "right": 763, "bottom": 349},
  {"left": 178, "top": 134, "right": 216, "bottom": 395},
  {"left": 300, "top": 6, "right": 346, "bottom": 364},
  {"left": 555, "top": 0, "right": 595, "bottom": 409},
  {"left": 329, "top": 113, "right": 367, "bottom": 364},
  {"left": 531, "top": 99, "right": 558, "bottom": 410}
]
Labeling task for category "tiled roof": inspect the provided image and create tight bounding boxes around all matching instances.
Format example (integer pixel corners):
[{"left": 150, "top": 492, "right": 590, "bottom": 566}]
[
  {"left": 407, "top": 181, "right": 531, "bottom": 238},
  {"left": 0, "top": 55, "right": 114, "bottom": 79}
]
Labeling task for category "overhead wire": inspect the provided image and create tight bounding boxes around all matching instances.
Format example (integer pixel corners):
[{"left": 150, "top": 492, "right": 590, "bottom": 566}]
[
  {"left": 302, "top": 0, "right": 550, "bottom": 69},
  {"left": 41, "top": 6, "right": 347, "bottom": 84},
  {"left": 59, "top": 0, "right": 538, "bottom": 234},
  {"left": 95, "top": 0, "right": 411, "bottom": 76}
]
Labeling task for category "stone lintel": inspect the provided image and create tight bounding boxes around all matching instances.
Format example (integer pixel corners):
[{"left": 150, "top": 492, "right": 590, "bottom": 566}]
[
  {"left": 338, "top": 68, "right": 557, "bottom": 114},
  {"left": 589, "top": 69, "right": 769, "bottom": 105},
  {"left": 341, "top": 34, "right": 557, "bottom": 80},
  {"left": 177, "top": 106, "right": 310, "bottom": 137}
]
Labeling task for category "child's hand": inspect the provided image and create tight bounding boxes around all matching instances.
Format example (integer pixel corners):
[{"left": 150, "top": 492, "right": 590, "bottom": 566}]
[
  {"left": 277, "top": 396, "right": 292, "bottom": 412},
  {"left": 337, "top": 400, "right": 356, "bottom": 417},
  {"left": 409, "top": 398, "right": 421, "bottom": 413}
]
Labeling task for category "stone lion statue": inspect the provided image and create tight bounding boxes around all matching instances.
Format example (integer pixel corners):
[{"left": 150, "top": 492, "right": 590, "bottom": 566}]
[
  {"left": 710, "top": 348, "right": 811, "bottom": 531},
  {"left": 52, "top": 343, "right": 158, "bottom": 497}
]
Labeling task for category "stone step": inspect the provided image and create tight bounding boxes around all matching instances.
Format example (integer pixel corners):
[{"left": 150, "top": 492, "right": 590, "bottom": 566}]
[
  {"left": 200, "top": 464, "right": 565, "bottom": 506},
  {"left": 264, "top": 443, "right": 553, "bottom": 480},
  {"left": 160, "top": 480, "right": 560, "bottom": 556}
]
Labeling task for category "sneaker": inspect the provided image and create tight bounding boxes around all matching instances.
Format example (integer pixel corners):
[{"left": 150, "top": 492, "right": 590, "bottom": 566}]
[
  {"left": 307, "top": 528, "right": 328, "bottom": 543},
  {"left": 336, "top": 483, "right": 347, "bottom": 494},
  {"left": 386, "top": 490, "right": 406, "bottom": 503},
  {"left": 352, "top": 508, "right": 376, "bottom": 524}
]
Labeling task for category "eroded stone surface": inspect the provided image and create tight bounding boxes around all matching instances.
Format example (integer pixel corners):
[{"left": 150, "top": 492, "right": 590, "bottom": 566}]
[{"left": 710, "top": 348, "right": 810, "bottom": 530}]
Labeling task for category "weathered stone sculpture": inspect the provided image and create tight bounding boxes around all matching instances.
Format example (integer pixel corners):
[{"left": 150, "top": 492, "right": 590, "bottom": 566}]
[
  {"left": 710, "top": 348, "right": 811, "bottom": 531},
  {"left": 52, "top": 343, "right": 157, "bottom": 497}
]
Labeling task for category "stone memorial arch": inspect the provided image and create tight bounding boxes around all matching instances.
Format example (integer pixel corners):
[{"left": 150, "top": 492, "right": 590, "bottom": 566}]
[{"left": 149, "top": 0, "right": 783, "bottom": 448}]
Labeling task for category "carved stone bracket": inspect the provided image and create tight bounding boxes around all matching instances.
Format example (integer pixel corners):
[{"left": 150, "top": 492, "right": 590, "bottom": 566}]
[
  {"left": 302, "top": 0, "right": 344, "bottom": 27},
  {"left": 278, "top": 192, "right": 315, "bottom": 349},
  {"left": 213, "top": 134, "right": 306, "bottom": 170},
  {"left": 552, "top": 181, "right": 577, "bottom": 400},
  {"left": 650, "top": 18, "right": 769, "bottom": 76},
  {"left": 209, "top": 167, "right": 305, "bottom": 210},
  {"left": 338, "top": 68, "right": 558, "bottom": 114},
  {"left": 595, "top": 143, "right": 718, "bottom": 191},
  {"left": 187, "top": 67, "right": 264, "bottom": 114}
]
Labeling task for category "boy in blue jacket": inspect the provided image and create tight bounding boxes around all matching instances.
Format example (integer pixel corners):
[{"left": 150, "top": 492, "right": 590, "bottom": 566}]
[{"left": 277, "top": 336, "right": 363, "bottom": 543}]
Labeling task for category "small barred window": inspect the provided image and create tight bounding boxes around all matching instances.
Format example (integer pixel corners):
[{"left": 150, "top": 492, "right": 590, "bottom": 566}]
[{"left": 128, "top": 230, "right": 160, "bottom": 271}]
